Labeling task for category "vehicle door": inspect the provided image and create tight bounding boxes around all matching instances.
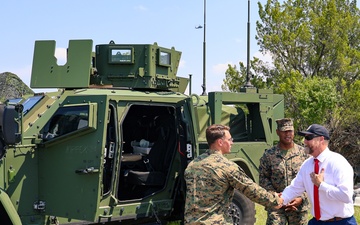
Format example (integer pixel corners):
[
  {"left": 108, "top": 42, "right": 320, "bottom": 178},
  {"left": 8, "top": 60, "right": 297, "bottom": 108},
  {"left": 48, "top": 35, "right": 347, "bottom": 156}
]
[{"left": 37, "top": 95, "right": 107, "bottom": 222}]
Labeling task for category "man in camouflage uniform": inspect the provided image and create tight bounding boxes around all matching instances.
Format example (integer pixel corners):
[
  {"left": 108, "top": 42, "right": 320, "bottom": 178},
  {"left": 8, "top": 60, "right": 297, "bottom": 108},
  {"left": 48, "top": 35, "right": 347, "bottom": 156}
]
[
  {"left": 259, "top": 118, "right": 310, "bottom": 225},
  {"left": 184, "top": 124, "right": 283, "bottom": 225}
]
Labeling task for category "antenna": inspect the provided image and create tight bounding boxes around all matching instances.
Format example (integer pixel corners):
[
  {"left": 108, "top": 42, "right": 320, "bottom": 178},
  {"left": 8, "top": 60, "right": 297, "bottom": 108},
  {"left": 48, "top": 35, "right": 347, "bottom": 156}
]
[
  {"left": 201, "top": 0, "right": 207, "bottom": 95},
  {"left": 244, "top": 0, "right": 254, "bottom": 88}
]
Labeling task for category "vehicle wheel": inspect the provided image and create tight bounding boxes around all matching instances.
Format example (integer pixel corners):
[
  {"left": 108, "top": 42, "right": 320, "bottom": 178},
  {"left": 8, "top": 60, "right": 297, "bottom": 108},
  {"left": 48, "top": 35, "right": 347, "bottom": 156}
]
[{"left": 228, "top": 190, "right": 256, "bottom": 225}]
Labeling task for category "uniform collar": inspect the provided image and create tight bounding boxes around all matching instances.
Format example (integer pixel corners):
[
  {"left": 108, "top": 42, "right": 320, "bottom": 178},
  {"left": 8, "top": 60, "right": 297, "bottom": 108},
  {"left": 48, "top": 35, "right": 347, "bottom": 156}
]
[
  {"left": 207, "top": 149, "right": 222, "bottom": 155},
  {"left": 275, "top": 143, "right": 299, "bottom": 157}
]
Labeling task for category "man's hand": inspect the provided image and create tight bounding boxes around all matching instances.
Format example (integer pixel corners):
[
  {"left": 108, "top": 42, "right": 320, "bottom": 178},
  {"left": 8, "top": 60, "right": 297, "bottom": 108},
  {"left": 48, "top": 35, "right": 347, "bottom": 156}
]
[
  {"left": 273, "top": 194, "right": 284, "bottom": 209},
  {"left": 310, "top": 168, "right": 324, "bottom": 187},
  {"left": 284, "top": 197, "right": 302, "bottom": 211}
]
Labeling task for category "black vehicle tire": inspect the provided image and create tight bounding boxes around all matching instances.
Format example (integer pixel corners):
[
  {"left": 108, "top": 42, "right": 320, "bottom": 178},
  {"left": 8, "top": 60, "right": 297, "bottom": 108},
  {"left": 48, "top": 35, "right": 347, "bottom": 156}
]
[{"left": 228, "top": 190, "right": 256, "bottom": 225}]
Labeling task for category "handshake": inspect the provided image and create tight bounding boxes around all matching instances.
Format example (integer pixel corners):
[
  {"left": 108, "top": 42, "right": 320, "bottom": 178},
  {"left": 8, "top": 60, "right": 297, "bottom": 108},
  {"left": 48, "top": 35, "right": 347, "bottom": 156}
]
[{"left": 274, "top": 193, "right": 302, "bottom": 211}]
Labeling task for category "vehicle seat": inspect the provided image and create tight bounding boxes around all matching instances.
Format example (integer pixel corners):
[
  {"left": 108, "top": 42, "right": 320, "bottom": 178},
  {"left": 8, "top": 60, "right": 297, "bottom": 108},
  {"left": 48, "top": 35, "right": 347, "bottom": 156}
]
[{"left": 125, "top": 114, "right": 176, "bottom": 187}]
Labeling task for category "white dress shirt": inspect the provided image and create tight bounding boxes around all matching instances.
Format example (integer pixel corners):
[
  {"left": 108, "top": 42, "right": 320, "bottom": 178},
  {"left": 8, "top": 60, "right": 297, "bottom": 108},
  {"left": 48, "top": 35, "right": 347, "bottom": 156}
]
[{"left": 281, "top": 148, "right": 354, "bottom": 220}]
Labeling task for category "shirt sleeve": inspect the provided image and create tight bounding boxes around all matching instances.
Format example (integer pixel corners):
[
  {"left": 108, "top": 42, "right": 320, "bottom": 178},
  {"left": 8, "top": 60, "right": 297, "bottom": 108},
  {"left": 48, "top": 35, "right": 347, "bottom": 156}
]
[
  {"left": 281, "top": 165, "right": 307, "bottom": 205},
  {"left": 228, "top": 163, "right": 281, "bottom": 208},
  {"left": 300, "top": 192, "right": 308, "bottom": 203},
  {"left": 318, "top": 159, "right": 354, "bottom": 203}
]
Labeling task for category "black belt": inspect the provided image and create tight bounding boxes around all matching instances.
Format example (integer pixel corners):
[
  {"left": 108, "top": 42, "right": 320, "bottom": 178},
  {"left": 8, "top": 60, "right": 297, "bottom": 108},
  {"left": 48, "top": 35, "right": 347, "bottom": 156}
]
[{"left": 320, "top": 217, "right": 345, "bottom": 222}]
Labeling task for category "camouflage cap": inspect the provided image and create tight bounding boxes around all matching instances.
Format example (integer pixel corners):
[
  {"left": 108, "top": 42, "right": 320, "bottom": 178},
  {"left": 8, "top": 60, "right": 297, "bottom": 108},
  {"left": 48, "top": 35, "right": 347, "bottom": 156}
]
[{"left": 276, "top": 118, "right": 294, "bottom": 131}]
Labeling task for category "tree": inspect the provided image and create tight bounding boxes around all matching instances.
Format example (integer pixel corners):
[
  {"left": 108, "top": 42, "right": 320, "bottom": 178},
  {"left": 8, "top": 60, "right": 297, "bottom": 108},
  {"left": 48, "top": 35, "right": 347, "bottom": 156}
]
[
  {"left": 0, "top": 72, "right": 34, "bottom": 102},
  {"left": 222, "top": 0, "right": 360, "bottom": 166},
  {"left": 222, "top": 57, "right": 278, "bottom": 92},
  {"left": 329, "top": 80, "right": 360, "bottom": 168},
  {"left": 256, "top": 0, "right": 360, "bottom": 83},
  {"left": 277, "top": 75, "right": 339, "bottom": 131}
]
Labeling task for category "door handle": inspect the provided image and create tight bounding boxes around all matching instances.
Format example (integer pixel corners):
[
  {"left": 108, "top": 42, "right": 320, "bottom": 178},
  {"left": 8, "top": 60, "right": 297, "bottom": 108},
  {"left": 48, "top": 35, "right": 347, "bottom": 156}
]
[{"left": 75, "top": 167, "right": 99, "bottom": 174}]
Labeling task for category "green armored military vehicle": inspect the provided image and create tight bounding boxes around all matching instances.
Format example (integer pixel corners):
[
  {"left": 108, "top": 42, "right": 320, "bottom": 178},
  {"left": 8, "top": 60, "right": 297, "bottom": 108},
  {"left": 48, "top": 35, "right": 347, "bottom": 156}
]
[{"left": 0, "top": 40, "right": 284, "bottom": 225}]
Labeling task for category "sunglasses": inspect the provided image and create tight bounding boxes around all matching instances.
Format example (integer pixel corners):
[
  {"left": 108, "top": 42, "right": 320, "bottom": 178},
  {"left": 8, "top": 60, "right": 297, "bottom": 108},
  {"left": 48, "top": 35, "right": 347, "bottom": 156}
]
[{"left": 304, "top": 135, "right": 319, "bottom": 141}]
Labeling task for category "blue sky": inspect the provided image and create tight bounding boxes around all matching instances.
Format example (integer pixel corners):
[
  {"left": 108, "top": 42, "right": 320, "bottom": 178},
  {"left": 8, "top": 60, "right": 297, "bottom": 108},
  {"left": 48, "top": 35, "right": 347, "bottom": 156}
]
[{"left": 1, "top": 0, "right": 269, "bottom": 95}]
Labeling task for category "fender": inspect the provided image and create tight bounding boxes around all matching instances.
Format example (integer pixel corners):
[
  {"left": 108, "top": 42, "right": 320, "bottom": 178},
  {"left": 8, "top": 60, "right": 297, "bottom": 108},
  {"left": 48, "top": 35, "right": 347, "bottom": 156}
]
[{"left": 0, "top": 188, "right": 22, "bottom": 225}]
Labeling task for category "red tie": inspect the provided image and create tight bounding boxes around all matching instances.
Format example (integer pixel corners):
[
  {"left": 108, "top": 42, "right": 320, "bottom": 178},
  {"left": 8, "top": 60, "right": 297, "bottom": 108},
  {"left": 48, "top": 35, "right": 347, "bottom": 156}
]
[{"left": 314, "top": 158, "right": 321, "bottom": 220}]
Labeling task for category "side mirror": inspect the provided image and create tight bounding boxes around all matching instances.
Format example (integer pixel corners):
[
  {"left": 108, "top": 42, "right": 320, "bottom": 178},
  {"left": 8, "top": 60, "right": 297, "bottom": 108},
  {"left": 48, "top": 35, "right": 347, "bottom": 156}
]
[
  {"left": 0, "top": 104, "right": 6, "bottom": 159},
  {"left": 0, "top": 105, "right": 21, "bottom": 145}
]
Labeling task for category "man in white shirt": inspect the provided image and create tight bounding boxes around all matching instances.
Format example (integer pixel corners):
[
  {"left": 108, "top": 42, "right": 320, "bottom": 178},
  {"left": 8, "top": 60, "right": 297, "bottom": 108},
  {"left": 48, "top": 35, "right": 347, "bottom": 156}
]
[{"left": 281, "top": 124, "right": 357, "bottom": 224}]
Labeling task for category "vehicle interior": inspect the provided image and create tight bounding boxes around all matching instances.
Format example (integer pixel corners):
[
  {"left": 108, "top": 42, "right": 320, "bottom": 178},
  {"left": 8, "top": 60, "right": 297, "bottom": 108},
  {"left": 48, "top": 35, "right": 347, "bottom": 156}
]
[{"left": 117, "top": 104, "right": 178, "bottom": 200}]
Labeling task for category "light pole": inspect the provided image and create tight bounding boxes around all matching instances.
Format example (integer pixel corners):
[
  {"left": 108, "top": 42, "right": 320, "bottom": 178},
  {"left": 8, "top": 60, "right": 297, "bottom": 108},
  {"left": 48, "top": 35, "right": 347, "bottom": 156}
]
[{"left": 195, "top": 0, "right": 206, "bottom": 96}]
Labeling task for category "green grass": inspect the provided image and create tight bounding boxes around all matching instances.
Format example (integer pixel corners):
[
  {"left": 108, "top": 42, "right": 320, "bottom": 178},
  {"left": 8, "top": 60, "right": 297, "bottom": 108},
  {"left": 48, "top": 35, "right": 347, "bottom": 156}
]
[{"left": 255, "top": 204, "right": 360, "bottom": 224}]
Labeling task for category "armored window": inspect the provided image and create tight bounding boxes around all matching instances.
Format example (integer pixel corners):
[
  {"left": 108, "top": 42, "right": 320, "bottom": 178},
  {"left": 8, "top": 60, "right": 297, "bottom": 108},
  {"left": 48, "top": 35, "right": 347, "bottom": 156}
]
[
  {"left": 21, "top": 95, "right": 43, "bottom": 115},
  {"left": 7, "top": 98, "right": 22, "bottom": 104},
  {"left": 110, "top": 48, "right": 134, "bottom": 64},
  {"left": 158, "top": 50, "right": 171, "bottom": 66},
  {"left": 7, "top": 95, "right": 43, "bottom": 115},
  {"left": 42, "top": 105, "right": 89, "bottom": 141}
]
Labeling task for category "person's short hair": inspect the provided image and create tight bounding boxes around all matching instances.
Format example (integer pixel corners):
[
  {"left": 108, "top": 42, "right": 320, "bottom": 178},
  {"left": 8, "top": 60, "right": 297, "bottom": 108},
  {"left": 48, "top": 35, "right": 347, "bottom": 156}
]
[
  {"left": 206, "top": 124, "right": 230, "bottom": 145},
  {"left": 276, "top": 118, "right": 294, "bottom": 131}
]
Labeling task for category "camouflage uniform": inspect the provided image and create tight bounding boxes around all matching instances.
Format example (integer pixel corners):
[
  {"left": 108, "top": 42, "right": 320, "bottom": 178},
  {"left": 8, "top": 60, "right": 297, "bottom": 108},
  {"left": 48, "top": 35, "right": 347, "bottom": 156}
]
[
  {"left": 259, "top": 143, "right": 310, "bottom": 225},
  {"left": 184, "top": 149, "right": 281, "bottom": 225}
]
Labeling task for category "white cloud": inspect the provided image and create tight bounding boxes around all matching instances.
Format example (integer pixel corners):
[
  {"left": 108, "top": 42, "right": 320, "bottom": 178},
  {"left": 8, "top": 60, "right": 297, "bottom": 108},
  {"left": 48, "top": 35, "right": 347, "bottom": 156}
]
[
  {"left": 179, "top": 59, "right": 186, "bottom": 68},
  {"left": 201, "top": 62, "right": 234, "bottom": 93},
  {"left": 212, "top": 62, "right": 231, "bottom": 75},
  {"left": 253, "top": 51, "right": 273, "bottom": 64},
  {"left": 12, "top": 65, "right": 32, "bottom": 87},
  {"left": 135, "top": 5, "right": 148, "bottom": 11},
  {"left": 55, "top": 48, "right": 67, "bottom": 66}
]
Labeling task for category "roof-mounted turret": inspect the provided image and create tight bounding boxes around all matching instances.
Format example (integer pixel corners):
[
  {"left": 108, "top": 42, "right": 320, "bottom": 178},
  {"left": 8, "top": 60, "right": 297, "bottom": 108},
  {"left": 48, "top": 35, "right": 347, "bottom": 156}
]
[{"left": 30, "top": 40, "right": 188, "bottom": 92}]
